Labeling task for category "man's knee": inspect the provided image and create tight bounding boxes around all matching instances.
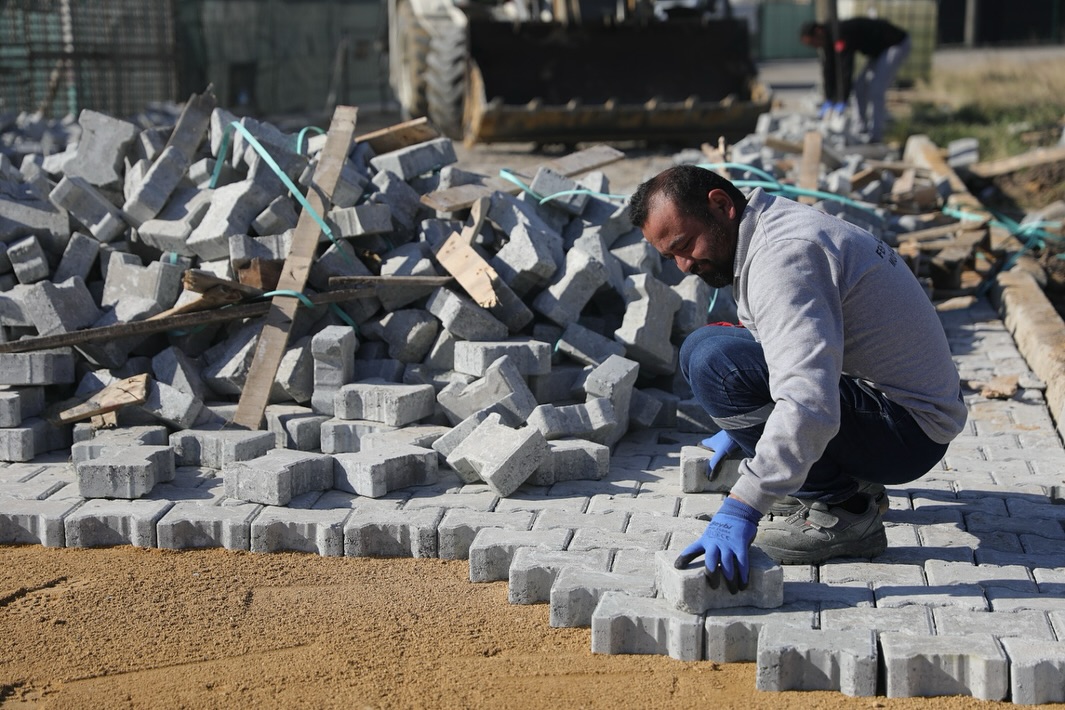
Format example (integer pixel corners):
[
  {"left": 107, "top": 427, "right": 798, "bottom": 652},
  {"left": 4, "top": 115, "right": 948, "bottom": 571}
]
[{"left": 679, "top": 326, "right": 746, "bottom": 383}]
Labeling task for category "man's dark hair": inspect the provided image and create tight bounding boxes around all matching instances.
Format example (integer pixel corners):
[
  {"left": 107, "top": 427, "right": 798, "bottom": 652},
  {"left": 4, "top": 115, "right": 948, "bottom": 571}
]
[
  {"left": 799, "top": 20, "right": 823, "bottom": 39},
  {"left": 629, "top": 165, "right": 748, "bottom": 228}
]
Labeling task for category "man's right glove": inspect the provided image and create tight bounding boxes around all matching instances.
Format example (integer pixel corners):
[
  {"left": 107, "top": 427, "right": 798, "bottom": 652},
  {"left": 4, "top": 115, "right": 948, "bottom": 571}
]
[
  {"left": 817, "top": 100, "right": 834, "bottom": 119},
  {"left": 675, "top": 496, "right": 762, "bottom": 594}
]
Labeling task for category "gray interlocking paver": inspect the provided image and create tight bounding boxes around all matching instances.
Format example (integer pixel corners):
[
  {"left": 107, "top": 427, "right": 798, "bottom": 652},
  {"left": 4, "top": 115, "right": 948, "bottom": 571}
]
[
  {"left": 157, "top": 501, "right": 262, "bottom": 551},
  {"left": 249, "top": 506, "right": 349, "bottom": 556},
  {"left": 934, "top": 607, "right": 1056, "bottom": 640},
  {"left": 880, "top": 632, "right": 1008, "bottom": 700},
  {"left": 1001, "top": 638, "right": 1065, "bottom": 705},
  {"left": 756, "top": 627, "right": 878, "bottom": 697},
  {"left": 591, "top": 591, "right": 703, "bottom": 661},
  {"left": 657, "top": 549, "right": 782, "bottom": 613}
]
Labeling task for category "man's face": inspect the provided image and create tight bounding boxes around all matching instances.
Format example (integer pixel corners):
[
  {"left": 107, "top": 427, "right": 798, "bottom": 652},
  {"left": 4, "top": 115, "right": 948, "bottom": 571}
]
[{"left": 641, "top": 192, "right": 737, "bottom": 288}]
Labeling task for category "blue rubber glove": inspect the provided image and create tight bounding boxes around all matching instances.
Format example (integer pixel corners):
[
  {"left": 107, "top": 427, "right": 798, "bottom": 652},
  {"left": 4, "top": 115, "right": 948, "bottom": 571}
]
[
  {"left": 700, "top": 429, "right": 739, "bottom": 481},
  {"left": 832, "top": 101, "right": 847, "bottom": 115},
  {"left": 675, "top": 497, "right": 762, "bottom": 593},
  {"left": 817, "top": 100, "right": 833, "bottom": 119}
]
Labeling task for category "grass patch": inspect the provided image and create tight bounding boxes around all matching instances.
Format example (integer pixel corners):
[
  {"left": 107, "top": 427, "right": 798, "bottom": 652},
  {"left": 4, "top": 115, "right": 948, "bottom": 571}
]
[{"left": 887, "top": 55, "right": 1065, "bottom": 161}]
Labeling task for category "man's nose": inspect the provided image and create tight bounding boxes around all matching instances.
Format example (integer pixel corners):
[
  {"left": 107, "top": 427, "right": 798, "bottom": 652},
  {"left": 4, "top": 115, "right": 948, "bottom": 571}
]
[{"left": 676, "top": 256, "right": 694, "bottom": 273}]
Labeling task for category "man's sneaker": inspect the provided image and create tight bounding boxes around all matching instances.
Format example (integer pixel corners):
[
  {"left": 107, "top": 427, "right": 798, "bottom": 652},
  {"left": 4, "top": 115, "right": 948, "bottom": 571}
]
[
  {"left": 768, "top": 481, "right": 889, "bottom": 518},
  {"left": 754, "top": 494, "right": 887, "bottom": 565}
]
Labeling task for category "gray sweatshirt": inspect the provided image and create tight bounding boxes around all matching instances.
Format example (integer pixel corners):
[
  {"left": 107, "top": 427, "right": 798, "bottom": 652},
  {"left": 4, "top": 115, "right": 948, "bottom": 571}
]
[{"left": 728, "top": 189, "right": 967, "bottom": 514}]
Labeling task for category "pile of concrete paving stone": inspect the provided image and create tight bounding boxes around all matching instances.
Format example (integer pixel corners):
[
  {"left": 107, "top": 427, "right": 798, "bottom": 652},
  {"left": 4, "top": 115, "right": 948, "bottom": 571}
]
[{"left": 7, "top": 94, "right": 1051, "bottom": 703}]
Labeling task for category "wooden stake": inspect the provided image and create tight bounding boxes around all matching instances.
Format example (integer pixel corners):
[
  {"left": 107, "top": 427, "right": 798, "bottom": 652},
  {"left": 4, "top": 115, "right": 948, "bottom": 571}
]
[{"left": 231, "top": 106, "right": 358, "bottom": 430}]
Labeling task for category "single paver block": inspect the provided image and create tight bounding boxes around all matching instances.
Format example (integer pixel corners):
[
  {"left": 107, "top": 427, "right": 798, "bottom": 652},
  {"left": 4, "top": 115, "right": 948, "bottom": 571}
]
[
  {"left": 590, "top": 591, "right": 703, "bottom": 661},
  {"left": 223, "top": 449, "right": 334, "bottom": 506},
  {"left": 156, "top": 501, "right": 262, "bottom": 551},
  {"left": 76, "top": 445, "right": 175, "bottom": 499},
  {"left": 1001, "top": 637, "right": 1065, "bottom": 705},
  {"left": 334, "top": 382, "right": 435, "bottom": 426},
  {"left": 446, "top": 418, "right": 549, "bottom": 496},
  {"left": 656, "top": 548, "right": 783, "bottom": 613},
  {"left": 344, "top": 506, "right": 444, "bottom": 558},
  {"left": 169, "top": 429, "right": 275, "bottom": 469},
  {"left": 680, "top": 445, "right": 742, "bottom": 493},
  {"left": 250, "top": 506, "right": 350, "bottom": 557},
  {"left": 756, "top": 626, "right": 878, "bottom": 697},
  {"left": 879, "top": 632, "right": 1008, "bottom": 701},
  {"left": 333, "top": 445, "right": 438, "bottom": 498},
  {"left": 63, "top": 499, "right": 173, "bottom": 548},
  {"left": 0, "top": 498, "right": 82, "bottom": 547}
]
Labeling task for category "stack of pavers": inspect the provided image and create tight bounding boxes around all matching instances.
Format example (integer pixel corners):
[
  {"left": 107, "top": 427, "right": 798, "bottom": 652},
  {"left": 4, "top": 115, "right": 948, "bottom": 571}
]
[{"left": 2, "top": 92, "right": 1065, "bottom": 704}]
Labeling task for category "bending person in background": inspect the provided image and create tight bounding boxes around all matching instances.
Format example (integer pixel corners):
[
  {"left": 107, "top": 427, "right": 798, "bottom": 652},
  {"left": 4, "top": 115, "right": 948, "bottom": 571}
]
[
  {"left": 629, "top": 165, "right": 966, "bottom": 591},
  {"left": 800, "top": 17, "right": 911, "bottom": 143}
]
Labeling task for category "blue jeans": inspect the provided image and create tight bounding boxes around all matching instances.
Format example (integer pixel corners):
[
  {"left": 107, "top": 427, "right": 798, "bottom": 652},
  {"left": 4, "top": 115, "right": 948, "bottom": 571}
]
[{"left": 680, "top": 325, "right": 948, "bottom": 504}]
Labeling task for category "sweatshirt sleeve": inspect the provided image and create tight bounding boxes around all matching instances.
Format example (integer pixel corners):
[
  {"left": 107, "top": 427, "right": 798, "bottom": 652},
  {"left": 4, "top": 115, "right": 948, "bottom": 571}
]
[{"left": 728, "top": 235, "right": 846, "bottom": 514}]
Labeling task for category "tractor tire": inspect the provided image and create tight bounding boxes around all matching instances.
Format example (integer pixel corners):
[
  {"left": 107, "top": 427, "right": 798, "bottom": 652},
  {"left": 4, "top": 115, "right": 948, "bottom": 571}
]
[
  {"left": 395, "top": 0, "right": 429, "bottom": 119},
  {"left": 425, "top": 23, "right": 467, "bottom": 139}
]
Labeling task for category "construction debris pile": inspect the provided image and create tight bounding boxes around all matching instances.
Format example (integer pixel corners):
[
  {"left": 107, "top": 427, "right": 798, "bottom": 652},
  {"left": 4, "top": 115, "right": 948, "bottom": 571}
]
[{"left": 0, "top": 88, "right": 1018, "bottom": 505}]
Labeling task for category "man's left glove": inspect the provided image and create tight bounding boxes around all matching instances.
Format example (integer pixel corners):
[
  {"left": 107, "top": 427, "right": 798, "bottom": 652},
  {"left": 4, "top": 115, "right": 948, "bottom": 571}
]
[
  {"left": 675, "top": 496, "right": 762, "bottom": 593},
  {"left": 700, "top": 429, "right": 739, "bottom": 481}
]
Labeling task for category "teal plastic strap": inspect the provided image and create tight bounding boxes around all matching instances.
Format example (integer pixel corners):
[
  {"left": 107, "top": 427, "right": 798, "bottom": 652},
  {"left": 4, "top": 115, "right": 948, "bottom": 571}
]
[
  {"left": 537, "top": 188, "right": 628, "bottom": 205},
  {"left": 211, "top": 120, "right": 360, "bottom": 271},
  {"left": 498, "top": 169, "right": 544, "bottom": 201},
  {"left": 260, "top": 289, "right": 359, "bottom": 334},
  {"left": 261, "top": 289, "right": 316, "bottom": 308},
  {"left": 296, "top": 125, "right": 326, "bottom": 155},
  {"left": 328, "top": 304, "right": 360, "bottom": 334}
]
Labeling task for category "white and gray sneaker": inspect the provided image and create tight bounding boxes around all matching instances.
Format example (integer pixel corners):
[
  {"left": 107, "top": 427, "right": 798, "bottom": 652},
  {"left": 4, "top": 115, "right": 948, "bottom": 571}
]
[{"left": 755, "top": 493, "right": 887, "bottom": 565}]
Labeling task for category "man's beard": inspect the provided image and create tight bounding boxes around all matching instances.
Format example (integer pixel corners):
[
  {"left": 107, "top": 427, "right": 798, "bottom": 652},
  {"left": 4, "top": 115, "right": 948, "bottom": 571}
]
[
  {"left": 689, "top": 216, "right": 734, "bottom": 288},
  {"left": 691, "top": 260, "right": 733, "bottom": 288}
]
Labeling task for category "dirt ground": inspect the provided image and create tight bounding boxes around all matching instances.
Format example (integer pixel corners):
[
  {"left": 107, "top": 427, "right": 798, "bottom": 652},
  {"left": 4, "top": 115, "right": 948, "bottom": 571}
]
[{"left": 0, "top": 544, "right": 1028, "bottom": 709}]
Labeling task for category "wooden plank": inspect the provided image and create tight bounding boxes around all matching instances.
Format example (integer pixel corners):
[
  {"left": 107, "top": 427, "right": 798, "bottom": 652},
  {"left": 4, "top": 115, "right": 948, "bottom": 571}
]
[
  {"left": 434, "top": 199, "right": 500, "bottom": 308},
  {"left": 0, "top": 289, "right": 376, "bottom": 355},
  {"left": 420, "top": 144, "right": 626, "bottom": 213},
  {"left": 183, "top": 270, "right": 264, "bottom": 297},
  {"left": 966, "top": 145, "right": 1065, "bottom": 179},
  {"left": 797, "top": 131, "right": 822, "bottom": 205},
  {"left": 327, "top": 275, "right": 453, "bottom": 289},
  {"left": 53, "top": 373, "right": 149, "bottom": 425},
  {"left": 355, "top": 117, "right": 440, "bottom": 155},
  {"left": 903, "top": 134, "right": 985, "bottom": 212},
  {"left": 232, "top": 105, "right": 359, "bottom": 431}
]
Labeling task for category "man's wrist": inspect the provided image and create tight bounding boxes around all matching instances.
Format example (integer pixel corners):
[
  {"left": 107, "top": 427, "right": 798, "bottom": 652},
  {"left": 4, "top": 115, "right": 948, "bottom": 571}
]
[{"left": 718, "top": 496, "right": 762, "bottom": 525}]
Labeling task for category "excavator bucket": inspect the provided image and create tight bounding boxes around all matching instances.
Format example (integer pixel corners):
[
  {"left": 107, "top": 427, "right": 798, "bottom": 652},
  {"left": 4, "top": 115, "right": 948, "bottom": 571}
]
[{"left": 462, "top": 17, "right": 771, "bottom": 145}]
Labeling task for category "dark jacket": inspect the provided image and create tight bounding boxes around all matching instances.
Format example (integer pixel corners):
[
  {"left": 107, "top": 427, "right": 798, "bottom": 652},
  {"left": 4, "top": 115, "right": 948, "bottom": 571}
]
[{"left": 821, "top": 18, "right": 908, "bottom": 103}]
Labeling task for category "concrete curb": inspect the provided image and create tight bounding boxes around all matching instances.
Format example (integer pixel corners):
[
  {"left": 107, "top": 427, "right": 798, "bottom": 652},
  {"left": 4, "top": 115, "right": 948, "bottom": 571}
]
[{"left": 989, "top": 267, "right": 1065, "bottom": 446}]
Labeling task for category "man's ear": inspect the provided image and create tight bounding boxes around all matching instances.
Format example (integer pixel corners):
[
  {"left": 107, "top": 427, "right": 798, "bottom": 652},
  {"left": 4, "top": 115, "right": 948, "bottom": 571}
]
[{"left": 707, "top": 189, "right": 736, "bottom": 221}]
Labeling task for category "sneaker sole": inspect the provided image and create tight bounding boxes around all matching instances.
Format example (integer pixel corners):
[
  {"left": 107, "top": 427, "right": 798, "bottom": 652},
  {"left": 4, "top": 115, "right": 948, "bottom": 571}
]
[{"left": 755, "top": 527, "right": 888, "bottom": 565}]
